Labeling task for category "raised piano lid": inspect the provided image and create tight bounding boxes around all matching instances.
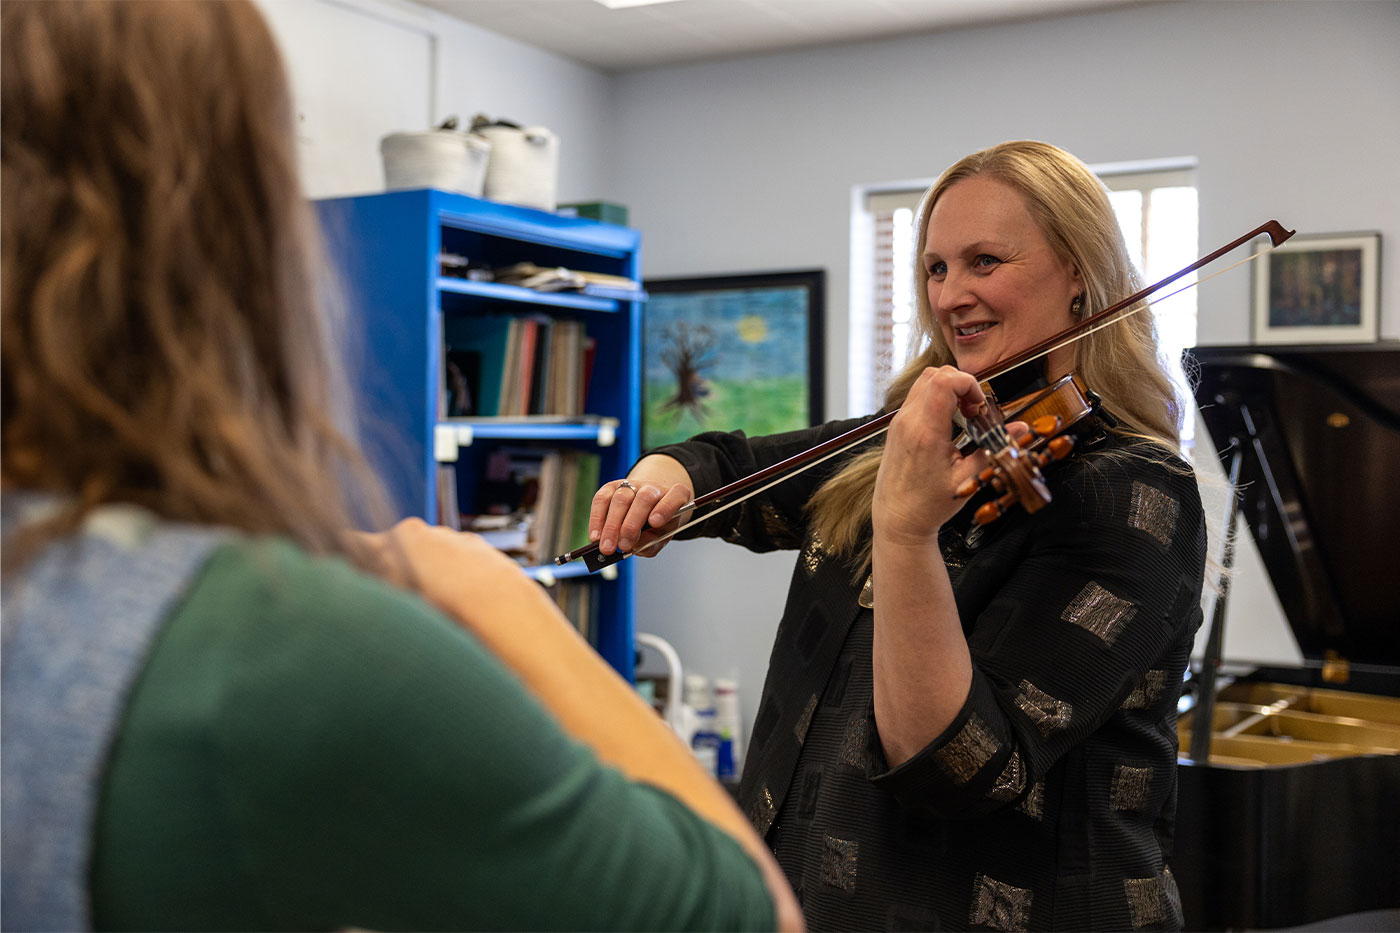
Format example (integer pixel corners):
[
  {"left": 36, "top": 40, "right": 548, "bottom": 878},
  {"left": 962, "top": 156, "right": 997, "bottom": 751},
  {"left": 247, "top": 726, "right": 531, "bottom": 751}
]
[{"left": 1188, "top": 343, "right": 1400, "bottom": 685}]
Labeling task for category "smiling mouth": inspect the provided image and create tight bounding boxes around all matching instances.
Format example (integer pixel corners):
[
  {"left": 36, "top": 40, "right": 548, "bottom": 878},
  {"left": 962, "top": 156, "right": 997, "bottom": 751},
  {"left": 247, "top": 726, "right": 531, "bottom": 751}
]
[{"left": 955, "top": 322, "right": 996, "bottom": 337}]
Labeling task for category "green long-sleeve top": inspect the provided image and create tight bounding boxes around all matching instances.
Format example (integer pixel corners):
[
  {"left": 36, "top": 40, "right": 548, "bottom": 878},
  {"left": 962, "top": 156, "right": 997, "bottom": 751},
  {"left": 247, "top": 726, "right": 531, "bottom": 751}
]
[{"left": 89, "top": 537, "right": 774, "bottom": 931}]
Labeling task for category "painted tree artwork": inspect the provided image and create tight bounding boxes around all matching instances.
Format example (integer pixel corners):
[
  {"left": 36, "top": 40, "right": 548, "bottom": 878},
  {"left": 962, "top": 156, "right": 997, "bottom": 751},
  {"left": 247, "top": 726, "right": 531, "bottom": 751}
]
[
  {"left": 643, "top": 271, "right": 823, "bottom": 450},
  {"left": 656, "top": 320, "right": 718, "bottom": 423}
]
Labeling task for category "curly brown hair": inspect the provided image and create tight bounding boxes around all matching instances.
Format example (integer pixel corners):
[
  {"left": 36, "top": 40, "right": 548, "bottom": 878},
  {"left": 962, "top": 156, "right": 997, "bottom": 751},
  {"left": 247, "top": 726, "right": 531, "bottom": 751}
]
[{"left": 1, "top": 0, "right": 389, "bottom": 561}]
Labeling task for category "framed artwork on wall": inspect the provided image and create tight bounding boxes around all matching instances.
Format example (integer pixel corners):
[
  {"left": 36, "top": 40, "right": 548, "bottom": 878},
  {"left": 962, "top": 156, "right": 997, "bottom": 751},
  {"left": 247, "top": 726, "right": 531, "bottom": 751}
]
[
  {"left": 1252, "top": 232, "right": 1380, "bottom": 344},
  {"left": 642, "top": 269, "right": 824, "bottom": 451}
]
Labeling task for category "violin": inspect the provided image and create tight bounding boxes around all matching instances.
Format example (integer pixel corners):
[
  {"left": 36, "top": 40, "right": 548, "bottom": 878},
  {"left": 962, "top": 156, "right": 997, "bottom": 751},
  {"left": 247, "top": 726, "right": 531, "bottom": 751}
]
[
  {"left": 557, "top": 220, "right": 1295, "bottom": 571},
  {"left": 955, "top": 371, "right": 1099, "bottom": 526}
]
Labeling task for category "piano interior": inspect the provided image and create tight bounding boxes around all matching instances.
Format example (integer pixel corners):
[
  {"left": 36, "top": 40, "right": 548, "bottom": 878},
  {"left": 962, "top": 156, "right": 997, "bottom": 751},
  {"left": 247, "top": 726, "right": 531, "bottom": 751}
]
[{"left": 1180, "top": 680, "right": 1400, "bottom": 766}]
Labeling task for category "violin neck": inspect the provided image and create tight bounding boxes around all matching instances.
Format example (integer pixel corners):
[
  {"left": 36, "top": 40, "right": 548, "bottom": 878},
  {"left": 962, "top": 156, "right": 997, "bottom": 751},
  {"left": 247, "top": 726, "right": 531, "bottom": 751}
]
[{"left": 965, "top": 402, "right": 1014, "bottom": 453}]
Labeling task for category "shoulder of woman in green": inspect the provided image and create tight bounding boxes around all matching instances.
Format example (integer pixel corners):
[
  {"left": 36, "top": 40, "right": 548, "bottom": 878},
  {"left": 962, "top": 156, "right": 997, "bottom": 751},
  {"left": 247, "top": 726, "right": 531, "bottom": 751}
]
[{"left": 92, "top": 535, "right": 775, "bottom": 932}]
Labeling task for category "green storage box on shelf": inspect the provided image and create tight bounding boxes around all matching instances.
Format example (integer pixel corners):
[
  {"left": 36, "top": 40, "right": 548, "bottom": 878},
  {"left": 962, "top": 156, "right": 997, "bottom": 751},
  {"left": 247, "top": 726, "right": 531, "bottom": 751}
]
[{"left": 558, "top": 201, "right": 628, "bottom": 226}]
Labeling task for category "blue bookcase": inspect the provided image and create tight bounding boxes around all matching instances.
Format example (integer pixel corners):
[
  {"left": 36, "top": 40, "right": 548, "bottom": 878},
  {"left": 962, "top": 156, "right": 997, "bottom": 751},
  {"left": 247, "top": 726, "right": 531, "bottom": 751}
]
[{"left": 315, "top": 189, "right": 642, "bottom": 679}]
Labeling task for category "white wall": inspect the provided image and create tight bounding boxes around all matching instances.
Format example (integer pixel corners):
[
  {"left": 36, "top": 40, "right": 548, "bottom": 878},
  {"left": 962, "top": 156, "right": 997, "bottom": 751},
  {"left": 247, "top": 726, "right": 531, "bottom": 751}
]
[
  {"left": 609, "top": 0, "right": 1400, "bottom": 737},
  {"left": 257, "top": 0, "right": 615, "bottom": 201}
]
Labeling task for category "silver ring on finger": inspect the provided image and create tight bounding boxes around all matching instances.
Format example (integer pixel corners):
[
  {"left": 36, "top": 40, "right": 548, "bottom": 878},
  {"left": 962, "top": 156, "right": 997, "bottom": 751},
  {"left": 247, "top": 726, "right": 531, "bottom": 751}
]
[{"left": 616, "top": 480, "right": 636, "bottom": 492}]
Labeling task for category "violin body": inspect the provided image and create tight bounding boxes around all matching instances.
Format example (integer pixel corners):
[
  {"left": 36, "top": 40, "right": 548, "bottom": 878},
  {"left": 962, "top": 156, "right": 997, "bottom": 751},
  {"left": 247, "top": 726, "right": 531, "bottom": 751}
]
[
  {"left": 956, "top": 372, "right": 1101, "bottom": 525},
  {"left": 1001, "top": 371, "right": 1098, "bottom": 430}
]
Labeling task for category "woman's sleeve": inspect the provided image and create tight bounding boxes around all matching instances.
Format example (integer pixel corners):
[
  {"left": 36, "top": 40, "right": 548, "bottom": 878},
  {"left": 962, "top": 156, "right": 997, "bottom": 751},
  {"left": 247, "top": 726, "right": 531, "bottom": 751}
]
[
  {"left": 869, "top": 455, "right": 1207, "bottom": 819},
  {"left": 650, "top": 415, "right": 873, "bottom": 552},
  {"left": 93, "top": 539, "right": 776, "bottom": 932}
]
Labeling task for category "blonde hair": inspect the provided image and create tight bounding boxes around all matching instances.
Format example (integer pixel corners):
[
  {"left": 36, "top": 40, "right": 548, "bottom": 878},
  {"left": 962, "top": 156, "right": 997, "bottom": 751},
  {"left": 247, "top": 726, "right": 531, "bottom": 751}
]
[
  {"left": 809, "top": 140, "right": 1184, "bottom": 569},
  {"left": 1, "top": 0, "right": 390, "bottom": 561}
]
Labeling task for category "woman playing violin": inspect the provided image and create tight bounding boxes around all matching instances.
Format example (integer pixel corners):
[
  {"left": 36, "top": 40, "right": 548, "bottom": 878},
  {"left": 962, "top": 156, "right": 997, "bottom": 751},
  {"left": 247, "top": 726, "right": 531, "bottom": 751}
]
[{"left": 593, "top": 140, "right": 1207, "bottom": 931}]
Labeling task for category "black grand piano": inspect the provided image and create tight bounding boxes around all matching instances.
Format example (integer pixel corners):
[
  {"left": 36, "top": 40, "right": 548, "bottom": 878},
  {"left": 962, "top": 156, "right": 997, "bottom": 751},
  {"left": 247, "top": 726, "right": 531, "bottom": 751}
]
[{"left": 1174, "top": 344, "right": 1400, "bottom": 930}]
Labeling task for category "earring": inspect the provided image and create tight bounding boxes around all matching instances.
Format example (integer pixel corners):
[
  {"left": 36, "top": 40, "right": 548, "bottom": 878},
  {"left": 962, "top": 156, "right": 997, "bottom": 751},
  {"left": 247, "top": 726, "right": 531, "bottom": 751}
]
[{"left": 1071, "top": 295, "right": 1083, "bottom": 317}]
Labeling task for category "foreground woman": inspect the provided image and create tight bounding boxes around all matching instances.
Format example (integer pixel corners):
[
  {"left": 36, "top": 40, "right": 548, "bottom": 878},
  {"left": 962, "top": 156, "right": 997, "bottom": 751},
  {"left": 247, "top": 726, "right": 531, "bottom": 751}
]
[{"left": 0, "top": 3, "right": 800, "bottom": 930}]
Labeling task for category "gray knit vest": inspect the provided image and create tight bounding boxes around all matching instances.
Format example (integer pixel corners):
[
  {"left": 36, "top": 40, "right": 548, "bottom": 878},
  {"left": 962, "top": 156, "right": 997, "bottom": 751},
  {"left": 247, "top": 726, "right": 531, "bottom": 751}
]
[{"left": 1, "top": 494, "right": 229, "bottom": 932}]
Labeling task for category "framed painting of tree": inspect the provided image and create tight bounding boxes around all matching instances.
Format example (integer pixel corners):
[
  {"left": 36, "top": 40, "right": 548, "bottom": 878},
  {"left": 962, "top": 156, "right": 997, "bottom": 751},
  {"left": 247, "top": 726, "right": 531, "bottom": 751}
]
[{"left": 641, "top": 269, "right": 824, "bottom": 451}]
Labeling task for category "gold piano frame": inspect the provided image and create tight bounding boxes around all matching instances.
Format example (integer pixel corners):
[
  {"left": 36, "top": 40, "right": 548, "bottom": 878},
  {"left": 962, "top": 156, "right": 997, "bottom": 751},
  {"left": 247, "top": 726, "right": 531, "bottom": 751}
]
[{"left": 1180, "top": 681, "right": 1400, "bottom": 766}]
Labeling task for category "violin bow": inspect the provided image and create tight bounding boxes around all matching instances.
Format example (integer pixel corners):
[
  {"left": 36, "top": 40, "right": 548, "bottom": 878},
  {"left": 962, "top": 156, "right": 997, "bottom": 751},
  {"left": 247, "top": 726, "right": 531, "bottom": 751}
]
[{"left": 556, "top": 220, "right": 1295, "bottom": 571}]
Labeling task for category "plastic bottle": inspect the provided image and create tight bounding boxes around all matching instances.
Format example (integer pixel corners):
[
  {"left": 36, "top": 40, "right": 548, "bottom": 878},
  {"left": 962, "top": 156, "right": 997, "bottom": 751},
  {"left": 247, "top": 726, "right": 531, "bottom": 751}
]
[
  {"left": 680, "top": 673, "right": 718, "bottom": 778},
  {"left": 677, "top": 673, "right": 706, "bottom": 746},
  {"left": 712, "top": 677, "right": 744, "bottom": 781},
  {"left": 691, "top": 708, "right": 720, "bottom": 779}
]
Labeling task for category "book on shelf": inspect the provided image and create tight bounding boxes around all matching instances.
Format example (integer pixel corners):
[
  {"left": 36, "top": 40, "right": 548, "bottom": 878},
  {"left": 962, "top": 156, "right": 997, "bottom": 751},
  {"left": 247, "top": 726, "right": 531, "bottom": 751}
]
[
  {"left": 436, "top": 464, "right": 462, "bottom": 530},
  {"left": 545, "top": 449, "right": 601, "bottom": 563},
  {"left": 581, "top": 336, "right": 597, "bottom": 412},
  {"left": 528, "top": 452, "right": 563, "bottom": 565},
  {"left": 527, "top": 320, "right": 553, "bottom": 416},
  {"left": 497, "top": 324, "right": 520, "bottom": 417},
  {"left": 544, "top": 319, "right": 578, "bottom": 416},
  {"left": 566, "top": 450, "right": 601, "bottom": 554},
  {"left": 493, "top": 262, "right": 645, "bottom": 301},
  {"left": 578, "top": 283, "right": 648, "bottom": 301},
  {"left": 497, "top": 315, "right": 548, "bottom": 417}
]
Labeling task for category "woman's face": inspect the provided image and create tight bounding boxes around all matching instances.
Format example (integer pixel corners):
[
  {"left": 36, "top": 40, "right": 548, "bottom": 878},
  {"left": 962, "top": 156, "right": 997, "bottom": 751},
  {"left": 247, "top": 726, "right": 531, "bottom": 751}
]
[{"left": 923, "top": 176, "right": 1082, "bottom": 377}]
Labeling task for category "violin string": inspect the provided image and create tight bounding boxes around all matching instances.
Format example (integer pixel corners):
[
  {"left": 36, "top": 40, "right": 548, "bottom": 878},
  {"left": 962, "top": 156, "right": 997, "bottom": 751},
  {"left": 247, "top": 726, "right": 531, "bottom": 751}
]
[{"left": 624, "top": 244, "right": 1278, "bottom": 563}]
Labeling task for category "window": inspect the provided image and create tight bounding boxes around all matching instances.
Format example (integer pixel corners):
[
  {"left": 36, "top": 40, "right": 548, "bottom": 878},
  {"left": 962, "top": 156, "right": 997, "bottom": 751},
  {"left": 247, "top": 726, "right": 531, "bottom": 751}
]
[
  {"left": 852, "top": 186, "right": 928, "bottom": 413},
  {"left": 852, "top": 163, "right": 1199, "bottom": 436},
  {"left": 1099, "top": 164, "right": 1199, "bottom": 446}
]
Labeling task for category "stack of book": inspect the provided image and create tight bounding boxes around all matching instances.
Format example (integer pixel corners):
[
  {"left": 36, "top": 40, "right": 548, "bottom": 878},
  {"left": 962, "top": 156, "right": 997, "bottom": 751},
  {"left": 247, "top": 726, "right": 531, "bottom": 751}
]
[
  {"left": 493, "top": 261, "right": 645, "bottom": 301},
  {"left": 457, "top": 446, "right": 601, "bottom": 567},
  {"left": 442, "top": 314, "right": 596, "bottom": 418}
]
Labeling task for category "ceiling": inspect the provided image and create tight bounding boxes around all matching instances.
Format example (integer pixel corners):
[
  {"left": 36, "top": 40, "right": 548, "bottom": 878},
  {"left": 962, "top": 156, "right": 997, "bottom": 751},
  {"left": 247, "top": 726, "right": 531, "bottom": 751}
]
[{"left": 416, "top": 0, "right": 1154, "bottom": 73}]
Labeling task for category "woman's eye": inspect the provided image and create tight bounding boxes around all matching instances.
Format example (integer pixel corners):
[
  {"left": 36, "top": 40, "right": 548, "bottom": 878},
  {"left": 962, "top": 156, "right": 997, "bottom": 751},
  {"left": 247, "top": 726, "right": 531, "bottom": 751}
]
[
  {"left": 927, "top": 261, "right": 946, "bottom": 277},
  {"left": 974, "top": 254, "right": 1001, "bottom": 269}
]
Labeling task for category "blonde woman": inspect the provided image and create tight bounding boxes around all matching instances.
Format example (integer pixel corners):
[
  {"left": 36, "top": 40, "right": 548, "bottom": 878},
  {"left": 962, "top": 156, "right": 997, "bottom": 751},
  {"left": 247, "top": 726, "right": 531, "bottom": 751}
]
[{"left": 597, "top": 141, "right": 1205, "bottom": 931}]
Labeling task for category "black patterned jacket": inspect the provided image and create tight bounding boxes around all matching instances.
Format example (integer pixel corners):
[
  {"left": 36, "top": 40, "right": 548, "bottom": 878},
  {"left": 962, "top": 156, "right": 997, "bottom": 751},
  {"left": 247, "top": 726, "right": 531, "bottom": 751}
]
[{"left": 655, "top": 415, "right": 1206, "bottom": 932}]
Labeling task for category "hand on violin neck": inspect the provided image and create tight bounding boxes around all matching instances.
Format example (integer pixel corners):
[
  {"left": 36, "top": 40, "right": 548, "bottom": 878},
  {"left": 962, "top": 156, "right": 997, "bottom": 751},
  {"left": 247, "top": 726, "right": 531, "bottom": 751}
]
[{"left": 874, "top": 367, "right": 999, "bottom": 541}]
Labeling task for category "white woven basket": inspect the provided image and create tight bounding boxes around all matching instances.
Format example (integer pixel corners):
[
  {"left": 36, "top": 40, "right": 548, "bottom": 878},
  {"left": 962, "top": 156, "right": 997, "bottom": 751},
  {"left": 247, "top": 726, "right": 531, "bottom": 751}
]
[
  {"left": 379, "top": 131, "right": 491, "bottom": 196},
  {"left": 475, "top": 124, "right": 559, "bottom": 211}
]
